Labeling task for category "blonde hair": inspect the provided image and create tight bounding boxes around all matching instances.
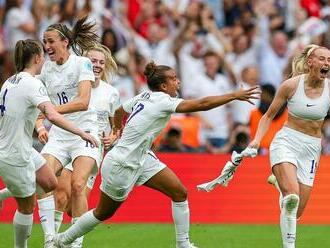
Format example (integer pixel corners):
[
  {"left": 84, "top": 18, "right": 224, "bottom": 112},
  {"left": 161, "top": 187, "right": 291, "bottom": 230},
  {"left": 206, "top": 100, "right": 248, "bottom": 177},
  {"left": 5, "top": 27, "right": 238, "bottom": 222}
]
[
  {"left": 85, "top": 44, "right": 117, "bottom": 83},
  {"left": 291, "top": 44, "right": 321, "bottom": 77}
]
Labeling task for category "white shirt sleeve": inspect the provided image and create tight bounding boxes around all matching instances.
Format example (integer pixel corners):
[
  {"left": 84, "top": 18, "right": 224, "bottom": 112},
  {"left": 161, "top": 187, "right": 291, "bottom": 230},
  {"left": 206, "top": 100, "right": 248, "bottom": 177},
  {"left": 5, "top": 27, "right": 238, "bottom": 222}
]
[
  {"left": 77, "top": 57, "right": 95, "bottom": 84},
  {"left": 160, "top": 95, "right": 184, "bottom": 113},
  {"left": 28, "top": 79, "right": 51, "bottom": 107}
]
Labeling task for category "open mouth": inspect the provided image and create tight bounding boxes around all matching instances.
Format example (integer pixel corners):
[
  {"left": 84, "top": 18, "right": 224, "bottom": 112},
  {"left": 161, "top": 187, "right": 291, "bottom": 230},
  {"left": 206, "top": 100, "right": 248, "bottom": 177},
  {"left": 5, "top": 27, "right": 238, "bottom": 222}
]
[
  {"left": 47, "top": 50, "right": 55, "bottom": 59},
  {"left": 320, "top": 67, "right": 329, "bottom": 76},
  {"left": 93, "top": 68, "right": 102, "bottom": 75}
]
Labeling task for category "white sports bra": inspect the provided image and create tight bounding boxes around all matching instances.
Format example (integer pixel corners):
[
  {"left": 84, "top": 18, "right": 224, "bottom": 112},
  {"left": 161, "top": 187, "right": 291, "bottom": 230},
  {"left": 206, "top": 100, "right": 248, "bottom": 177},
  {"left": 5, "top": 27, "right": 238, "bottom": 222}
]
[{"left": 287, "top": 75, "right": 330, "bottom": 121}]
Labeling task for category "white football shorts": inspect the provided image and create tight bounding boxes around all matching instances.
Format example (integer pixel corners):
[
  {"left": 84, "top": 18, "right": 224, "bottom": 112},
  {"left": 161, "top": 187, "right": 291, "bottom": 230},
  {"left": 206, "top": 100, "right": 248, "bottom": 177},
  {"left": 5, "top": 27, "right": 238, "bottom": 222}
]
[
  {"left": 65, "top": 144, "right": 104, "bottom": 189},
  {"left": 32, "top": 148, "right": 46, "bottom": 171},
  {"left": 41, "top": 135, "right": 101, "bottom": 174},
  {"left": 270, "top": 127, "right": 321, "bottom": 186},
  {"left": 0, "top": 157, "right": 36, "bottom": 198},
  {"left": 100, "top": 150, "right": 166, "bottom": 201}
]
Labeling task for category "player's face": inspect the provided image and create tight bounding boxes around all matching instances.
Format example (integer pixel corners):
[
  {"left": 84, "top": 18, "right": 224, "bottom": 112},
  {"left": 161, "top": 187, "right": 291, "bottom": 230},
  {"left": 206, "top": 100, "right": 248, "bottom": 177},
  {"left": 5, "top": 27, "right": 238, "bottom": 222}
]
[
  {"left": 87, "top": 50, "right": 105, "bottom": 80},
  {"left": 164, "top": 69, "right": 180, "bottom": 97},
  {"left": 43, "top": 30, "right": 69, "bottom": 62},
  {"left": 308, "top": 48, "right": 330, "bottom": 80}
]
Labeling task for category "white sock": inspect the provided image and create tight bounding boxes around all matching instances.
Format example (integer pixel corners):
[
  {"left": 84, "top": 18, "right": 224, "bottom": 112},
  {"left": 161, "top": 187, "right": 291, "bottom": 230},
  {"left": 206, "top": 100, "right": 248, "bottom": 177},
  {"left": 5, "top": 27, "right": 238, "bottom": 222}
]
[
  {"left": 71, "top": 217, "right": 85, "bottom": 246},
  {"left": 0, "top": 188, "right": 12, "bottom": 201},
  {"left": 280, "top": 194, "right": 300, "bottom": 248},
  {"left": 172, "top": 200, "right": 190, "bottom": 248},
  {"left": 279, "top": 193, "right": 283, "bottom": 209},
  {"left": 13, "top": 211, "right": 33, "bottom": 248},
  {"left": 55, "top": 210, "right": 64, "bottom": 233},
  {"left": 60, "top": 210, "right": 101, "bottom": 245},
  {"left": 37, "top": 195, "right": 55, "bottom": 236}
]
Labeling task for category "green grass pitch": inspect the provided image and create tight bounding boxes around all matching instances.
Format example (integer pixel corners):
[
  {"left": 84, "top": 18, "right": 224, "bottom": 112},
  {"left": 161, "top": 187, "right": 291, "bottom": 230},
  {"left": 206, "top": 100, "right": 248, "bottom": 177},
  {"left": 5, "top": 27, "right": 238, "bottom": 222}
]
[{"left": 1, "top": 223, "right": 329, "bottom": 247}]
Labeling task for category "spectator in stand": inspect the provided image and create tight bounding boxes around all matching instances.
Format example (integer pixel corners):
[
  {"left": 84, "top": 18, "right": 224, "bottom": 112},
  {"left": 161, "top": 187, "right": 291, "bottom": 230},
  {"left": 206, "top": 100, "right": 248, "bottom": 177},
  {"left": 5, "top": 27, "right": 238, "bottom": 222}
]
[
  {"left": 249, "top": 84, "right": 288, "bottom": 155},
  {"left": 187, "top": 50, "right": 236, "bottom": 152},
  {"left": 231, "top": 66, "right": 260, "bottom": 125},
  {"left": 158, "top": 127, "right": 195, "bottom": 153},
  {"left": 154, "top": 113, "right": 202, "bottom": 152},
  {"left": 57, "top": 0, "right": 76, "bottom": 28},
  {"left": 123, "top": 9, "right": 177, "bottom": 69},
  {"left": 174, "top": 4, "right": 232, "bottom": 97},
  {"left": 255, "top": 1, "right": 290, "bottom": 89},
  {"left": 226, "top": 34, "right": 257, "bottom": 80},
  {"left": 3, "top": 0, "right": 37, "bottom": 79}
]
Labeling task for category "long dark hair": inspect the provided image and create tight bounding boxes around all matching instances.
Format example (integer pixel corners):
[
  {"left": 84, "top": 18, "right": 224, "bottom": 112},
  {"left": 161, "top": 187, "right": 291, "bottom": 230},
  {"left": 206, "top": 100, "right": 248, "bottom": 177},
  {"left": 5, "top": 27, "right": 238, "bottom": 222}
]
[{"left": 45, "top": 16, "right": 99, "bottom": 55}]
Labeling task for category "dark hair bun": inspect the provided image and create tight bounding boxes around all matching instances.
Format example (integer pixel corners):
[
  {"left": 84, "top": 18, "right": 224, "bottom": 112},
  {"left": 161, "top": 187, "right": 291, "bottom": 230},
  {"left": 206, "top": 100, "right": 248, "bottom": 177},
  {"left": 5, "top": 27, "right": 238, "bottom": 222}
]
[{"left": 144, "top": 61, "right": 157, "bottom": 78}]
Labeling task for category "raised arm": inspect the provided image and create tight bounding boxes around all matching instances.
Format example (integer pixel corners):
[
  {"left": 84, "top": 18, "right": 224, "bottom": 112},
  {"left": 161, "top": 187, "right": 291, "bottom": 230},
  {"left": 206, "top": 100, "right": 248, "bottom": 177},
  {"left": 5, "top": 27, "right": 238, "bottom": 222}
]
[
  {"left": 249, "top": 79, "right": 294, "bottom": 149},
  {"left": 38, "top": 101, "right": 98, "bottom": 147},
  {"left": 54, "top": 80, "right": 92, "bottom": 114},
  {"left": 176, "top": 86, "right": 260, "bottom": 113}
]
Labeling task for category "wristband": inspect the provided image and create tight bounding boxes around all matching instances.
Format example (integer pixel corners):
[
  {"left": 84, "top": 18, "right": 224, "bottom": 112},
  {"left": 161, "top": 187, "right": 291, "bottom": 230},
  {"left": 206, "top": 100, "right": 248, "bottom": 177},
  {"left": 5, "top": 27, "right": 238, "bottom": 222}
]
[{"left": 36, "top": 126, "right": 46, "bottom": 133}]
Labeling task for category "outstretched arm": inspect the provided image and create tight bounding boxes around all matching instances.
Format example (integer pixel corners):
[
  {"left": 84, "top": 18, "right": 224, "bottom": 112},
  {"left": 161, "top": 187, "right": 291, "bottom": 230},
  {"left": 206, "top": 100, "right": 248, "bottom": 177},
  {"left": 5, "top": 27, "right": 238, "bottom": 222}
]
[{"left": 175, "top": 86, "right": 260, "bottom": 113}]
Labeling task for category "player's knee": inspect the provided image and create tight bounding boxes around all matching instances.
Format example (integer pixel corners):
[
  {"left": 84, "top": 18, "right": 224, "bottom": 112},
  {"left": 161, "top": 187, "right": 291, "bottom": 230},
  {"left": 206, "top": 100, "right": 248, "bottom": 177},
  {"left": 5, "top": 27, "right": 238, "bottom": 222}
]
[
  {"left": 170, "top": 185, "right": 187, "bottom": 202},
  {"left": 71, "top": 179, "right": 86, "bottom": 196},
  {"left": 43, "top": 177, "right": 58, "bottom": 193},
  {"left": 282, "top": 194, "right": 299, "bottom": 216},
  {"left": 55, "top": 190, "right": 70, "bottom": 209}
]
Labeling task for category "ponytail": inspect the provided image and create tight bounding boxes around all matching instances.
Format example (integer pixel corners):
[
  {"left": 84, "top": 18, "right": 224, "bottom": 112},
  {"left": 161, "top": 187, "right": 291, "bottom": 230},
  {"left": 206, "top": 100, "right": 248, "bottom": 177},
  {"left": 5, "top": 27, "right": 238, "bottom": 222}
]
[
  {"left": 71, "top": 16, "right": 99, "bottom": 55},
  {"left": 46, "top": 16, "right": 99, "bottom": 55},
  {"left": 291, "top": 44, "right": 319, "bottom": 77},
  {"left": 14, "top": 39, "right": 43, "bottom": 72}
]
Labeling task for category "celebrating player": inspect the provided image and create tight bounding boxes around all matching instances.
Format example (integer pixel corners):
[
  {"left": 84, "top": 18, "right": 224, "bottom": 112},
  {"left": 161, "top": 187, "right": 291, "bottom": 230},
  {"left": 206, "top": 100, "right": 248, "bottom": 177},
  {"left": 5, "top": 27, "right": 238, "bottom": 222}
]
[{"left": 54, "top": 61, "right": 260, "bottom": 248}]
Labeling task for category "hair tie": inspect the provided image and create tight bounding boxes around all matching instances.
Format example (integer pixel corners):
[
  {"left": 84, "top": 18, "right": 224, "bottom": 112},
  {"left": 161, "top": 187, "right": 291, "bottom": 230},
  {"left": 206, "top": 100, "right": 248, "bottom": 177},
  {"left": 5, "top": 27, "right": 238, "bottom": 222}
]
[{"left": 149, "top": 69, "right": 156, "bottom": 78}]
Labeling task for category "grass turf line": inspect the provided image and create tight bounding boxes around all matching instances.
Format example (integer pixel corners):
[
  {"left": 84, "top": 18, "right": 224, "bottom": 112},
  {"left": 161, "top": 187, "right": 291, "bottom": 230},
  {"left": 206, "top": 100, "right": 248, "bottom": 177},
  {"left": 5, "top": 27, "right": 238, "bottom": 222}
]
[{"left": 0, "top": 223, "right": 329, "bottom": 248}]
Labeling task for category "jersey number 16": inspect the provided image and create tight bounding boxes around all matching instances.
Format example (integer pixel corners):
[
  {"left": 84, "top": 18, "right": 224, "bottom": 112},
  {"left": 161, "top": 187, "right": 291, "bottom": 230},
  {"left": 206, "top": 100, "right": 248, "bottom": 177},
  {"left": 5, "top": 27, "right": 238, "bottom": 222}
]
[{"left": 57, "top": 91, "right": 68, "bottom": 105}]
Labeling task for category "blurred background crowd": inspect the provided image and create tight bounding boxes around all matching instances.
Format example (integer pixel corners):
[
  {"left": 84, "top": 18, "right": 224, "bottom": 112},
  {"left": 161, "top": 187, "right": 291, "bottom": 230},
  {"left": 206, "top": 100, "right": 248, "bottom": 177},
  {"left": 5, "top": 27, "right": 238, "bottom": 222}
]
[{"left": 1, "top": 0, "right": 330, "bottom": 155}]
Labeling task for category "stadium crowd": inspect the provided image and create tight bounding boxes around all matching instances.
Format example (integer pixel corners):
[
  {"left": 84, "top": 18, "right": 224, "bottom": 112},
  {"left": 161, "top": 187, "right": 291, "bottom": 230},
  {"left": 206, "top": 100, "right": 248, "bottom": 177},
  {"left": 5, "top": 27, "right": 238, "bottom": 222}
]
[{"left": 1, "top": 0, "right": 330, "bottom": 155}]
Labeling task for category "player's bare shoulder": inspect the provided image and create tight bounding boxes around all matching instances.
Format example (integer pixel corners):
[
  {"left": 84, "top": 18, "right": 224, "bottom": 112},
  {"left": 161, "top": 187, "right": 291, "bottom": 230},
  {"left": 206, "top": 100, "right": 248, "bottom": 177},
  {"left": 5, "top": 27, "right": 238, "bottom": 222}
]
[{"left": 279, "top": 75, "right": 300, "bottom": 99}]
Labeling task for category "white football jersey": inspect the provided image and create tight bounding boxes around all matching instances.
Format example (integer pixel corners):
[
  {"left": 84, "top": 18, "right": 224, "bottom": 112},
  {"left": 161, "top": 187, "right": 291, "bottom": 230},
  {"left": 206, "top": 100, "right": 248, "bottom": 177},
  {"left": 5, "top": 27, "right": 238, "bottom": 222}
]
[
  {"left": 38, "top": 54, "right": 98, "bottom": 139},
  {"left": 90, "top": 80, "right": 120, "bottom": 138},
  {"left": 109, "top": 91, "right": 183, "bottom": 168},
  {"left": 0, "top": 72, "right": 50, "bottom": 165}
]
